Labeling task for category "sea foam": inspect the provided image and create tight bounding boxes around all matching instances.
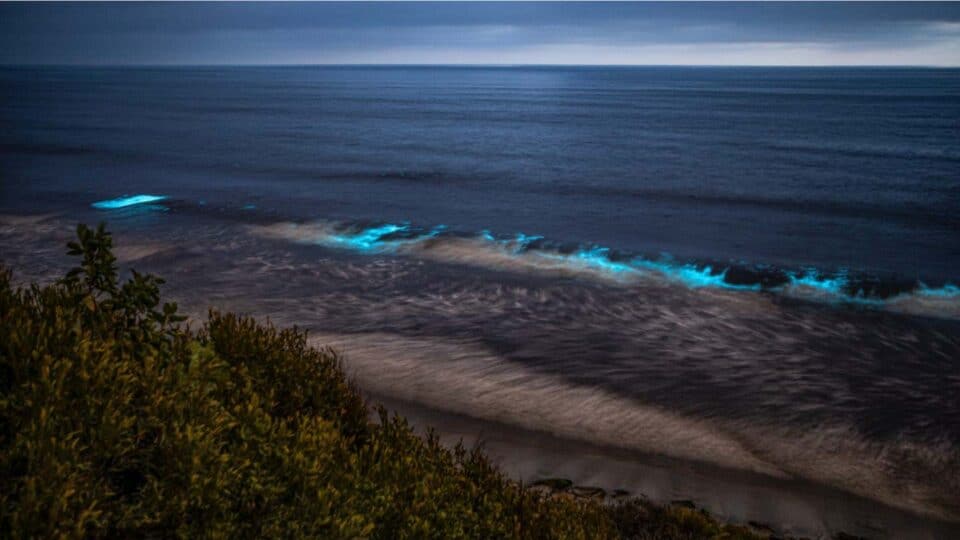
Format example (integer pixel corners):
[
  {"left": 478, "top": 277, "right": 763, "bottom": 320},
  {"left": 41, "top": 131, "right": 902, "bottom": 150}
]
[{"left": 251, "top": 219, "right": 960, "bottom": 319}]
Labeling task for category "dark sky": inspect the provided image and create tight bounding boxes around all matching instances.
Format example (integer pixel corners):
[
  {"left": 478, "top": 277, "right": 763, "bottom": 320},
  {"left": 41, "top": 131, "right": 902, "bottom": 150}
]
[{"left": 2, "top": 2, "right": 959, "bottom": 66}]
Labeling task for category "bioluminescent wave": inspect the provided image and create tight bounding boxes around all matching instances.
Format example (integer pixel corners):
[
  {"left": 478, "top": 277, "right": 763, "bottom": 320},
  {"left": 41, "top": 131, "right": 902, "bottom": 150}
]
[
  {"left": 252, "top": 219, "right": 960, "bottom": 318},
  {"left": 91, "top": 194, "right": 168, "bottom": 209}
]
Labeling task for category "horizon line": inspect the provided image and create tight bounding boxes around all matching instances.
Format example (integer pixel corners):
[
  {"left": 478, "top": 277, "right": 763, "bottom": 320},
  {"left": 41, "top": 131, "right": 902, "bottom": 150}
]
[{"left": 2, "top": 63, "right": 957, "bottom": 69}]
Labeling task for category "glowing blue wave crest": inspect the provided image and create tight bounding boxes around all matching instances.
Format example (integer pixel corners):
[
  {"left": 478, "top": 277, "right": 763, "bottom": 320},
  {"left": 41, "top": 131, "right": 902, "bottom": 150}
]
[
  {"left": 918, "top": 283, "right": 960, "bottom": 299},
  {"left": 317, "top": 222, "right": 773, "bottom": 292},
  {"left": 280, "top": 220, "right": 958, "bottom": 309},
  {"left": 323, "top": 223, "right": 448, "bottom": 252},
  {"left": 326, "top": 223, "right": 408, "bottom": 251},
  {"left": 787, "top": 268, "right": 848, "bottom": 295},
  {"left": 91, "top": 194, "right": 168, "bottom": 209}
]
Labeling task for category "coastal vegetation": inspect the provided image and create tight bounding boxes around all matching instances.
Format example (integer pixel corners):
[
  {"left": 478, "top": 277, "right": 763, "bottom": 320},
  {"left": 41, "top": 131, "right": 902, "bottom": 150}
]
[{"left": 1, "top": 224, "right": 769, "bottom": 538}]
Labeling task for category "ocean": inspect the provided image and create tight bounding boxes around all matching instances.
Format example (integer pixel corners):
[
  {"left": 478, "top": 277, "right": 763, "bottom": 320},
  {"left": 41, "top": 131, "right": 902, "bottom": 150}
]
[{"left": 1, "top": 66, "right": 959, "bottom": 537}]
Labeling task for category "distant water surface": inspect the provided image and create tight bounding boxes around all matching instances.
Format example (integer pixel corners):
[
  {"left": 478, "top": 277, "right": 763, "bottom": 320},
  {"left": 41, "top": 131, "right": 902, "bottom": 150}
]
[
  {"left": 2, "top": 66, "right": 958, "bottom": 280},
  {"left": 1, "top": 66, "right": 959, "bottom": 537}
]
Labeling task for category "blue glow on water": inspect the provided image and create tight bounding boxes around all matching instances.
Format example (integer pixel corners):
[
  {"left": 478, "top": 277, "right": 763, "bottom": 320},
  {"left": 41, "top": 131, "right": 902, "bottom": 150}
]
[
  {"left": 481, "top": 230, "right": 767, "bottom": 289},
  {"left": 787, "top": 268, "right": 848, "bottom": 295},
  {"left": 632, "top": 259, "right": 761, "bottom": 291},
  {"left": 783, "top": 268, "right": 894, "bottom": 306},
  {"left": 242, "top": 204, "right": 257, "bottom": 210},
  {"left": 509, "top": 233, "right": 544, "bottom": 252},
  {"left": 516, "top": 233, "right": 543, "bottom": 243},
  {"left": 91, "top": 194, "right": 167, "bottom": 209},
  {"left": 484, "top": 232, "right": 767, "bottom": 290},
  {"left": 917, "top": 283, "right": 960, "bottom": 298},
  {"left": 676, "top": 265, "right": 732, "bottom": 289},
  {"left": 326, "top": 223, "right": 407, "bottom": 251},
  {"left": 316, "top": 222, "right": 450, "bottom": 252},
  {"left": 532, "top": 245, "right": 636, "bottom": 275},
  {"left": 572, "top": 247, "right": 634, "bottom": 274},
  {"left": 303, "top": 221, "right": 957, "bottom": 308}
]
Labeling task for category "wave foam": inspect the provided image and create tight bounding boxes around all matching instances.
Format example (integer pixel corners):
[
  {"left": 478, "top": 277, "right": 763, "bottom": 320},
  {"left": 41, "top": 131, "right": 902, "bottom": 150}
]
[{"left": 252, "top": 220, "right": 960, "bottom": 319}]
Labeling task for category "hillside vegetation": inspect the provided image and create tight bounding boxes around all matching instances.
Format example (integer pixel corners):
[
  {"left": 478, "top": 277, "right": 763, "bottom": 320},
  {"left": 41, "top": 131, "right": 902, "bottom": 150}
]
[{"left": 1, "top": 223, "right": 765, "bottom": 539}]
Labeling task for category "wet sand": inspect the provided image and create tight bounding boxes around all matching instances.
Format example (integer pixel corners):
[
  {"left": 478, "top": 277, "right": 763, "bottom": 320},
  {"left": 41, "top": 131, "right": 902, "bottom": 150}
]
[{"left": 373, "top": 394, "right": 960, "bottom": 540}]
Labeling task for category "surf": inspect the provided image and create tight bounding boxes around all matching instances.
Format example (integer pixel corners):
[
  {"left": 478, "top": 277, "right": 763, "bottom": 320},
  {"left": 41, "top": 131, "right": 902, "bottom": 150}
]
[{"left": 251, "top": 219, "right": 960, "bottom": 320}]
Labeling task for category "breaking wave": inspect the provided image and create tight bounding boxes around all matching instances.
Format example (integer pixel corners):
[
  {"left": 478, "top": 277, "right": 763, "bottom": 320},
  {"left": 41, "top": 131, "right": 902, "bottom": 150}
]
[{"left": 252, "top": 219, "right": 960, "bottom": 319}]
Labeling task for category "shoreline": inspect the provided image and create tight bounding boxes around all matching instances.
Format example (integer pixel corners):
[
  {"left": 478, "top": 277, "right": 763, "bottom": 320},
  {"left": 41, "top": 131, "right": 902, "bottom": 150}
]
[
  {"left": 3, "top": 213, "right": 959, "bottom": 537},
  {"left": 372, "top": 393, "right": 960, "bottom": 540}
]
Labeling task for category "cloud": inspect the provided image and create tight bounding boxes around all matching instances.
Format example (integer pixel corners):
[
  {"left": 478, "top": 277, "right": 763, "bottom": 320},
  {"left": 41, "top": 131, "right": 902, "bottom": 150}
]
[
  {"left": 317, "top": 40, "right": 960, "bottom": 68},
  {"left": 1, "top": 3, "right": 959, "bottom": 66}
]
